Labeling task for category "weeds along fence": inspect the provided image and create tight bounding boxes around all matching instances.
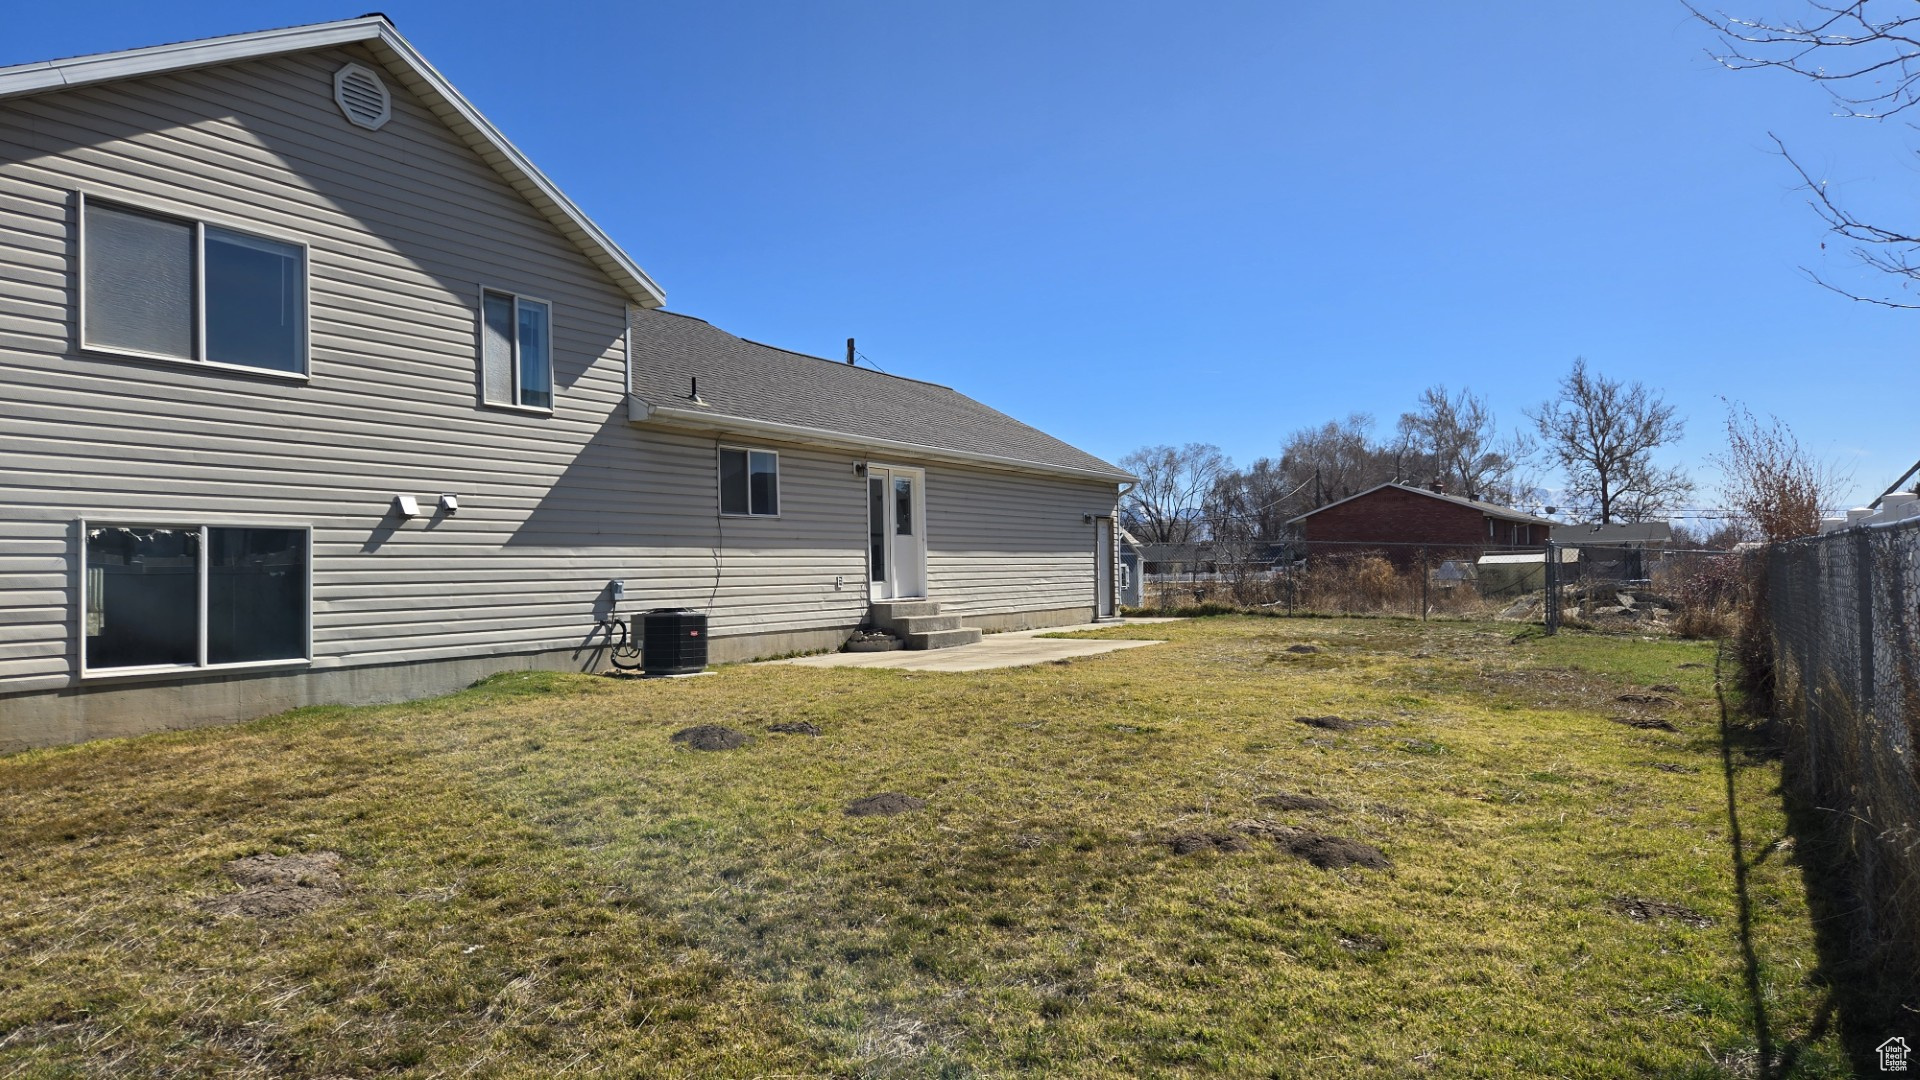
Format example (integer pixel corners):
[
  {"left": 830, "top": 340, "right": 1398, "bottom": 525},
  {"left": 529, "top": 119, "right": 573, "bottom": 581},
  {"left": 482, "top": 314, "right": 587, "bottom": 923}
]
[
  {"left": 1766, "top": 519, "right": 1920, "bottom": 963},
  {"left": 1137, "top": 540, "right": 1721, "bottom": 630}
]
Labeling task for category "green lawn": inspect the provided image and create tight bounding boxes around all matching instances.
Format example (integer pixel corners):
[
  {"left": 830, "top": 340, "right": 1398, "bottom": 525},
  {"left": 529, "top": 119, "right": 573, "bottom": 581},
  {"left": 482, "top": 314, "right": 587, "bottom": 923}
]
[{"left": 0, "top": 617, "right": 1851, "bottom": 1077}]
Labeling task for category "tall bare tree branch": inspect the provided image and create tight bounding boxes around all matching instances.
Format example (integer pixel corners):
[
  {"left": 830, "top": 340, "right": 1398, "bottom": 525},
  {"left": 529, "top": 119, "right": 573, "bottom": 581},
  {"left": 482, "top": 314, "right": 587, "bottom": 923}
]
[{"left": 1691, "top": 2, "right": 1920, "bottom": 305}]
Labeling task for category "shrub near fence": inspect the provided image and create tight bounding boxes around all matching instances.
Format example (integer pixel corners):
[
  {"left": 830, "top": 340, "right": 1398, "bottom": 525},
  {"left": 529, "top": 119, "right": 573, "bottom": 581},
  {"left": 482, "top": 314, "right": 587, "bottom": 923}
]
[
  {"left": 1767, "top": 518, "right": 1920, "bottom": 965},
  {"left": 1142, "top": 541, "right": 1541, "bottom": 620}
]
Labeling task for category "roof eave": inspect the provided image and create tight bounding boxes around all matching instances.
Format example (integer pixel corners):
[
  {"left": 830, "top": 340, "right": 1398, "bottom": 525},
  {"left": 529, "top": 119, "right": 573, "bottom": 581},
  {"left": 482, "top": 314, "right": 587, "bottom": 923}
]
[
  {"left": 633, "top": 402, "right": 1135, "bottom": 485},
  {"left": 0, "top": 17, "right": 666, "bottom": 309}
]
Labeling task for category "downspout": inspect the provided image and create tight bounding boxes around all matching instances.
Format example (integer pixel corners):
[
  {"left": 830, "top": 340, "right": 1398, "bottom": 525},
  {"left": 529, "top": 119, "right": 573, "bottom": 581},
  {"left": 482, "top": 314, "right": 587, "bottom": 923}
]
[{"left": 622, "top": 304, "right": 634, "bottom": 420}]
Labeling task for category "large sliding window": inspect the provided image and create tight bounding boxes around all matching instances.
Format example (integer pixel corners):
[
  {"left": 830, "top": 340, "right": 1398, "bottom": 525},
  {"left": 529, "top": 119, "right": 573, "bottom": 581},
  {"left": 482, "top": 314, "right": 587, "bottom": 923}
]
[
  {"left": 80, "top": 196, "right": 307, "bottom": 375},
  {"left": 82, "top": 524, "right": 310, "bottom": 675},
  {"left": 480, "top": 289, "right": 552, "bottom": 410}
]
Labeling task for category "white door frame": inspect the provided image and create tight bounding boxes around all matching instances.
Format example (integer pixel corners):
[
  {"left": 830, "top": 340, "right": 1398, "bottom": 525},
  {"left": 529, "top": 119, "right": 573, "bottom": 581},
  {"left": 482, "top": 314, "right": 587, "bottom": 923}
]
[{"left": 866, "top": 464, "right": 927, "bottom": 600}]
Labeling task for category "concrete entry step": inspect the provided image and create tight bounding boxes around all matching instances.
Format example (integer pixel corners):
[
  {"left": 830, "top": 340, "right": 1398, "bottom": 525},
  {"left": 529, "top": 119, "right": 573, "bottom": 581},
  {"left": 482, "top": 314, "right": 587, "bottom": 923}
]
[
  {"left": 894, "top": 614, "right": 961, "bottom": 635},
  {"left": 869, "top": 600, "right": 940, "bottom": 628},
  {"left": 906, "top": 627, "right": 983, "bottom": 650}
]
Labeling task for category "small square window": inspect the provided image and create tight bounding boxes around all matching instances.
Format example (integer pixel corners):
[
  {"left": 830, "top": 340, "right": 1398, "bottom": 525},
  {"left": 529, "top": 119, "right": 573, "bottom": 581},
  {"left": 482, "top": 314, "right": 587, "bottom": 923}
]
[
  {"left": 719, "top": 448, "right": 778, "bottom": 516},
  {"left": 480, "top": 289, "right": 552, "bottom": 410}
]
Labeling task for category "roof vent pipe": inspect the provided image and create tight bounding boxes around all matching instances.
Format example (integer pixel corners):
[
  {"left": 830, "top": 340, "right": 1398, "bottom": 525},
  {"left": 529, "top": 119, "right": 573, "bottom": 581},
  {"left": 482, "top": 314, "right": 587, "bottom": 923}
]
[{"left": 847, "top": 338, "right": 856, "bottom": 365}]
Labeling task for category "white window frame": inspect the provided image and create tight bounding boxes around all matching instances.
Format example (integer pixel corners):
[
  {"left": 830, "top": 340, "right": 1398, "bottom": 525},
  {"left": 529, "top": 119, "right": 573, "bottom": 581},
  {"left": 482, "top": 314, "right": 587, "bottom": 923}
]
[
  {"left": 76, "top": 519, "right": 315, "bottom": 680},
  {"left": 717, "top": 445, "right": 781, "bottom": 517},
  {"left": 75, "top": 191, "right": 311, "bottom": 381},
  {"left": 477, "top": 287, "right": 555, "bottom": 414}
]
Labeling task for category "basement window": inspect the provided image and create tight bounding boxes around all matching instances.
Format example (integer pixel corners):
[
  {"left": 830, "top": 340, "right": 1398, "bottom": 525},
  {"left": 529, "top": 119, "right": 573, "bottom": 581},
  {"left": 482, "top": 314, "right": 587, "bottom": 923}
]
[
  {"left": 81, "top": 523, "right": 311, "bottom": 676},
  {"left": 80, "top": 196, "right": 308, "bottom": 376},
  {"left": 718, "top": 447, "right": 779, "bottom": 516}
]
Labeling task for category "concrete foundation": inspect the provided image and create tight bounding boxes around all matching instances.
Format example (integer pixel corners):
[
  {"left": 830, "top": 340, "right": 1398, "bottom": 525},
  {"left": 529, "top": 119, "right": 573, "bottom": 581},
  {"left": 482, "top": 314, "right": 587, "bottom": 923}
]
[
  {"left": 1, "top": 606, "right": 1102, "bottom": 752},
  {"left": 964, "top": 605, "right": 1097, "bottom": 634}
]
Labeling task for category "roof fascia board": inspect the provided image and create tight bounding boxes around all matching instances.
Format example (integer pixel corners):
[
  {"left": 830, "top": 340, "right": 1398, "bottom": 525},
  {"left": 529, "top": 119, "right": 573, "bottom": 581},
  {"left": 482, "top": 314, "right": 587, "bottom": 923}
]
[
  {"left": 636, "top": 403, "right": 1134, "bottom": 485},
  {"left": 0, "top": 18, "right": 667, "bottom": 309},
  {"left": 0, "top": 21, "right": 385, "bottom": 99}
]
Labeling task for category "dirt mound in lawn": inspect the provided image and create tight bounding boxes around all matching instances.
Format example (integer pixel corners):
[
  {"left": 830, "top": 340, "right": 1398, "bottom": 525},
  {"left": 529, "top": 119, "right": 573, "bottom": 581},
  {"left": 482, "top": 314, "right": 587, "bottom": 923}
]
[
  {"left": 767, "top": 721, "right": 822, "bottom": 736},
  {"left": 199, "top": 852, "right": 346, "bottom": 918},
  {"left": 1255, "top": 792, "right": 1338, "bottom": 812},
  {"left": 1291, "top": 715, "right": 1387, "bottom": 732},
  {"left": 1234, "top": 820, "right": 1391, "bottom": 870},
  {"left": 672, "top": 725, "right": 750, "bottom": 750},
  {"left": 1611, "top": 715, "right": 1680, "bottom": 733},
  {"left": 1168, "top": 831, "right": 1251, "bottom": 855},
  {"left": 847, "top": 792, "right": 925, "bottom": 816},
  {"left": 1282, "top": 831, "right": 1391, "bottom": 870},
  {"left": 1615, "top": 693, "right": 1678, "bottom": 707},
  {"left": 1609, "top": 895, "right": 1715, "bottom": 928}
]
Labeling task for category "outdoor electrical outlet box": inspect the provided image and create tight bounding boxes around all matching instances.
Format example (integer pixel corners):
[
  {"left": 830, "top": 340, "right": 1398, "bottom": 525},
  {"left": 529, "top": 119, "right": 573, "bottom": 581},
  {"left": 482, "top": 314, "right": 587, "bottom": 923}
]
[{"left": 610, "top": 580, "right": 625, "bottom": 601}]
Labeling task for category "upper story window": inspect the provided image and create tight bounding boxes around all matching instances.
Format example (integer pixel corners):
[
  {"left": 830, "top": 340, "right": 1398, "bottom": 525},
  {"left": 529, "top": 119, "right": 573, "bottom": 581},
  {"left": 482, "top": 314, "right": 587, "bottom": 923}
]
[
  {"left": 480, "top": 289, "right": 552, "bottom": 411},
  {"left": 719, "top": 447, "right": 779, "bottom": 516},
  {"left": 79, "top": 196, "right": 307, "bottom": 376}
]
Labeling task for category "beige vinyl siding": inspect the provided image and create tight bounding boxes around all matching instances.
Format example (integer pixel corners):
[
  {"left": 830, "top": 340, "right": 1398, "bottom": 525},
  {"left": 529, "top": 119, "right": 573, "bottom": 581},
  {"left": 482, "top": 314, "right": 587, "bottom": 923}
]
[
  {"left": 0, "top": 45, "right": 871, "bottom": 697},
  {"left": 923, "top": 465, "right": 1115, "bottom": 619}
]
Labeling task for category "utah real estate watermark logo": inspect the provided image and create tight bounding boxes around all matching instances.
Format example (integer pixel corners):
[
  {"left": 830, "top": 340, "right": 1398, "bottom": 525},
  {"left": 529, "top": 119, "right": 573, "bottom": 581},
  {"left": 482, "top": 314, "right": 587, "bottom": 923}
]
[{"left": 1881, "top": 1036, "right": 1912, "bottom": 1073}]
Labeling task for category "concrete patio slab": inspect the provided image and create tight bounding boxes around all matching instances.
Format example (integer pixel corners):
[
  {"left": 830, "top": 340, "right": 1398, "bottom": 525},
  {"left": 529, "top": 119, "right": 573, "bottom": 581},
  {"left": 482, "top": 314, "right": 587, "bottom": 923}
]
[{"left": 765, "top": 619, "right": 1179, "bottom": 672}]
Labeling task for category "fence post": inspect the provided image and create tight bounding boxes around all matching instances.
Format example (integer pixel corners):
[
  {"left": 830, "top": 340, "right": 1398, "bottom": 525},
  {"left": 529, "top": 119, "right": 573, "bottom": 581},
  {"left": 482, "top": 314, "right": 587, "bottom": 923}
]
[
  {"left": 1854, "top": 530, "right": 1876, "bottom": 714},
  {"left": 1543, "top": 540, "right": 1559, "bottom": 635},
  {"left": 1420, "top": 546, "right": 1429, "bottom": 621}
]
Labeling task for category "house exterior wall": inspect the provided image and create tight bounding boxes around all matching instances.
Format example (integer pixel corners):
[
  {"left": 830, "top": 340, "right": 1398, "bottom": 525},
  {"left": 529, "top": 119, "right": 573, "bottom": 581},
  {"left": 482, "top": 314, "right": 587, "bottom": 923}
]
[
  {"left": 1300, "top": 487, "right": 1546, "bottom": 562},
  {"left": 923, "top": 464, "right": 1114, "bottom": 628},
  {"left": 0, "top": 47, "right": 1119, "bottom": 749}
]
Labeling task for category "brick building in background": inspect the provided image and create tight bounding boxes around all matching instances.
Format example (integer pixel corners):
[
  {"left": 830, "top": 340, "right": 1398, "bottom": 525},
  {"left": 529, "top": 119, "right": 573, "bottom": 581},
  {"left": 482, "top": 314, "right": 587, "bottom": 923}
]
[{"left": 1286, "top": 483, "right": 1556, "bottom": 566}]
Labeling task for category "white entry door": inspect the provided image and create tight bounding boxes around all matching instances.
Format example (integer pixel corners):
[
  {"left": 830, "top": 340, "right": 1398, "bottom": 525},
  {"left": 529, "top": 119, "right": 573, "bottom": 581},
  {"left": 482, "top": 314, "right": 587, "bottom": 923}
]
[
  {"left": 1095, "top": 516, "right": 1116, "bottom": 618},
  {"left": 867, "top": 465, "right": 927, "bottom": 600}
]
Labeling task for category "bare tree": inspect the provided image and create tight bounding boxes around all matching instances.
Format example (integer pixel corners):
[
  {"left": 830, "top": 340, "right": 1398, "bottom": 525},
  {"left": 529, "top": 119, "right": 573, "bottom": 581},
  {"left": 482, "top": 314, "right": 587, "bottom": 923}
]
[
  {"left": 1396, "top": 385, "right": 1532, "bottom": 503},
  {"left": 1204, "top": 458, "right": 1301, "bottom": 543},
  {"left": 1277, "top": 414, "right": 1412, "bottom": 513},
  {"left": 1119, "top": 443, "right": 1230, "bottom": 544},
  {"left": 1712, "top": 402, "right": 1853, "bottom": 541},
  {"left": 1690, "top": 2, "right": 1920, "bottom": 306},
  {"left": 1529, "top": 358, "right": 1693, "bottom": 523}
]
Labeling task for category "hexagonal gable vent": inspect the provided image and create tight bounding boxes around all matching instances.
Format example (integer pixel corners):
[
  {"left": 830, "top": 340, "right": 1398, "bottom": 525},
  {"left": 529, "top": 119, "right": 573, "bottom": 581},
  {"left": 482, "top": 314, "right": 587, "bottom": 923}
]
[{"left": 333, "top": 63, "right": 391, "bottom": 130}]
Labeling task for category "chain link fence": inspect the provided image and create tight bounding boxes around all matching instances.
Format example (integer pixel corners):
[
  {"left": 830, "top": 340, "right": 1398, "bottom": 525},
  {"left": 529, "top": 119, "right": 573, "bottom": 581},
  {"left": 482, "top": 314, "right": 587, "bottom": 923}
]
[
  {"left": 1767, "top": 519, "right": 1920, "bottom": 963},
  {"left": 1134, "top": 539, "right": 1730, "bottom": 631}
]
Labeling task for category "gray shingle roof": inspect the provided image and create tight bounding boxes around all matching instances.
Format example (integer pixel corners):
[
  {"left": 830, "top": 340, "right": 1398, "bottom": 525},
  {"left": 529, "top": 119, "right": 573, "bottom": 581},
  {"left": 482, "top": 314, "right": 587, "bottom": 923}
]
[
  {"left": 1550, "top": 521, "right": 1674, "bottom": 543},
  {"left": 628, "top": 308, "right": 1129, "bottom": 481}
]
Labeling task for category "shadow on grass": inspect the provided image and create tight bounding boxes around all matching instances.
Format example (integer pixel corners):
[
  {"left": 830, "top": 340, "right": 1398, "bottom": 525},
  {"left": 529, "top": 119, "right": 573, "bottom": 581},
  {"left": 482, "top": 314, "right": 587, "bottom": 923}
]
[{"left": 1714, "top": 644, "right": 1917, "bottom": 1079}]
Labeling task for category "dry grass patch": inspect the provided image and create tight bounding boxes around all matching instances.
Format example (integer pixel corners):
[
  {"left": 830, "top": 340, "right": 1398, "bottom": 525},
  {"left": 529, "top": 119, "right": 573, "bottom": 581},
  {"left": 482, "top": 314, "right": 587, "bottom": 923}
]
[{"left": 0, "top": 617, "right": 1857, "bottom": 1077}]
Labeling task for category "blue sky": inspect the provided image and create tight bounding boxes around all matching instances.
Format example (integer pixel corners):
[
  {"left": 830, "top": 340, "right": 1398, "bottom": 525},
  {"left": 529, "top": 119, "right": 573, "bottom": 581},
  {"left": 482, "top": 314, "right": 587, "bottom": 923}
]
[{"left": 8, "top": 2, "right": 1915, "bottom": 514}]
